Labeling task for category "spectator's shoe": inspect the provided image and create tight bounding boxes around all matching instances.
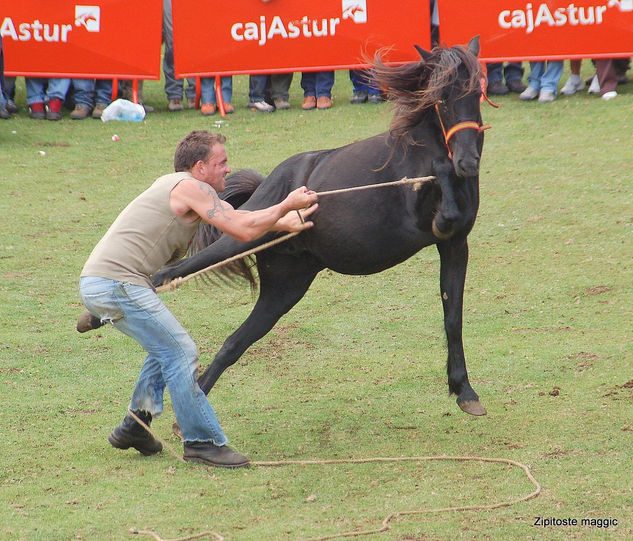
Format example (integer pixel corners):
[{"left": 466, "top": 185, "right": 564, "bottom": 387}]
[
  {"left": 519, "top": 87, "right": 539, "bottom": 101},
  {"left": 274, "top": 98, "right": 290, "bottom": 110},
  {"left": 538, "top": 89, "right": 556, "bottom": 103},
  {"left": 487, "top": 80, "right": 509, "bottom": 95},
  {"left": 506, "top": 79, "right": 527, "bottom": 93},
  {"left": 108, "top": 411, "right": 163, "bottom": 456},
  {"left": 187, "top": 97, "right": 196, "bottom": 109},
  {"left": 0, "top": 108, "right": 9, "bottom": 119},
  {"left": 29, "top": 102, "right": 46, "bottom": 119},
  {"left": 602, "top": 91, "right": 617, "bottom": 101},
  {"left": 71, "top": 104, "right": 92, "bottom": 119},
  {"left": 141, "top": 103, "right": 154, "bottom": 114},
  {"left": 46, "top": 98, "right": 63, "bottom": 120},
  {"left": 587, "top": 75, "right": 600, "bottom": 94},
  {"left": 301, "top": 96, "right": 317, "bottom": 110},
  {"left": 201, "top": 103, "right": 217, "bottom": 116},
  {"left": 367, "top": 93, "right": 384, "bottom": 104},
  {"left": 560, "top": 76, "right": 585, "bottom": 96},
  {"left": 183, "top": 441, "right": 250, "bottom": 469},
  {"left": 316, "top": 96, "right": 332, "bottom": 110},
  {"left": 92, "top": 103, "right": 107, "bottom": 119},
  {"left": 224, "top": 103, "right": 235, "bottom": 114},
  {"left": 6, "top": 99, "right": 18, "bottom": 114},
  {"left": 168, "top": 98, "right": 184, "bottom": 111},
  {"left": 247, "top": 100, "right": 274, "bottom": 112},
  {"left": 350, "top": 90, "right": 368, "bottom": 104}
]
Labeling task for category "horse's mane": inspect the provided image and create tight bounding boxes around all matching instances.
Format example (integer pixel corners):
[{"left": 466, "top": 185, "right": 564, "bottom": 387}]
[{"left": 372, "top": 43, "right": 484, "bottom": 149}]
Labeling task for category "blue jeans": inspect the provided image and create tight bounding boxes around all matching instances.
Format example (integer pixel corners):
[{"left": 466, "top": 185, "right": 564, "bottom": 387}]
[
  {"left": 200, "top": 76, "right": 232, "bottom": 104},
  {"left": 72, "top": 79, "right": 95, "bottom": 107},
  {"left": 301, "top": 71, "right": 334, "bottom": 98},
  {"left": 248, "top": 74, "right": 269, "bottom": 102},
  {"left": 527, "top": 61, "right": 564, "bottom": 93},
  {"left": 79, "top": 276, "right": 228, "bottom": 445},
  {"left": 349, "top": 69, "right": 381, "bottom": 95},
  {"left": 73, "top": 79, "right": 114, "bottom": 106},
  {"left": 25, "top": 77, "right": 71, "bottom": 105},
  {"left": 486, "top": 62, "right": 524, "bottom": 84}
]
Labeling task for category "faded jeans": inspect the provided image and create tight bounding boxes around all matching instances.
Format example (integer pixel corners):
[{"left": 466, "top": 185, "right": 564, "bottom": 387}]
[
  {"left": 79, "top": 276, "right": 228, "bottom": 445},
  {"left": 526, "top": 61, "right": 564, "bottom": 93}
]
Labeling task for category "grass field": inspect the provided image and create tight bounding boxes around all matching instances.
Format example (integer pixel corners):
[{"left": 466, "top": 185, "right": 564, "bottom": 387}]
[{"left": 1, "top": 68, "right": 632, "bottom": 540}]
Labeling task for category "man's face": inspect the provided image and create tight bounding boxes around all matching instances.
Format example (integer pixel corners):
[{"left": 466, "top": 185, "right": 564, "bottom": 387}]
[{"left": 199, "top": 143, "right": 231, "bottom": 192}]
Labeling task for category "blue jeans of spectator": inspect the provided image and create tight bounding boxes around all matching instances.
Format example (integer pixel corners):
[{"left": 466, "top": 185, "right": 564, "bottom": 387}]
[
  {"left": 162, "top": 0, "right": 195, "bottom": 100},
  {"left": 301, "top": 71, "right": 334, "bottom": 98},
  {"left": 487, "top": 62, "right": 524, "bottom": 84},
  {"left": 249, "top": 75, "right": 269, "bottom": 102},
  {"left": 201, "top": 76, "right": 232, "bottom": 104},
  {"left": 79, "top": 276, "right": 228, "bottom": 445},
  {"left": 25, "top": 78, "right": 71, "bottom": 105},
  {"left": 72, "top": 78, "right": 95, "bottom": 107},
  {"left": 349, "top": 69, "right": 381, "bottom": 95},
  {"left": 2, "top": 76, "right": 16, "bottom": 101},
  {"left": 94, "top": 80, "right": 114, "bottom": 105},
  {"left": 527, "top": 61, "right": 564, "bottom": 93}
]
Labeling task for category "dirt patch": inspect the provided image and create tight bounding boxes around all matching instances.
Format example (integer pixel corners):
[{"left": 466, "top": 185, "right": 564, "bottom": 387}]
[
  {"left": 602, "top": 380, "right": 633, "bottom": 401},
  {"left": 34, "top": 141, "right": 71, "bottom": 147},
  {"left": 584, "top": 286, "right": 612, "bottom": 296}
]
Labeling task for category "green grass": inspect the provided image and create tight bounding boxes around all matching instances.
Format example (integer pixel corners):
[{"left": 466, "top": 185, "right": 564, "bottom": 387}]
[{"left": 1, "top": 68, "right": 632, "bottom": 540}]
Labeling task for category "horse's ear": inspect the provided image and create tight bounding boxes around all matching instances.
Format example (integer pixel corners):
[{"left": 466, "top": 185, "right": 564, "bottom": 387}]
[
  {"left": 466, "top": 35, "right": 480, "bottom": 57},
  {"left": 414, "top": 44, "right": 433, "bottom": 62}
]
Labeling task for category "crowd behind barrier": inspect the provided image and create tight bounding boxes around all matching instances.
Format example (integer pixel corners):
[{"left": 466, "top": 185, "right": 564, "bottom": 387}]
[{"left": 1, "top": 0, "right": 631, "bottom": 120}]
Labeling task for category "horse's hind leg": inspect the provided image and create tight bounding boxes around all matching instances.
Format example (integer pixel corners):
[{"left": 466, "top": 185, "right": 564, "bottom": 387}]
[
  {"left": 197, "top": 251, "right": 323, "bottom": 394},
  {"left": 437, "top": 238, "right": 486, "bottom": 416}
]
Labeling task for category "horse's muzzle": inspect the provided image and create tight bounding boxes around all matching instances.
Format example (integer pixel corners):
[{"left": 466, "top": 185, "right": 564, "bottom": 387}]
[{"left": 454, "top": 155, "right": 480, "bottom": 178}]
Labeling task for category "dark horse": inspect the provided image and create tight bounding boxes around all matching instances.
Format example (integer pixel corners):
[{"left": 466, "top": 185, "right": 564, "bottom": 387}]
[{"left": 88, "top": 37, "right": 490, "bottom": 416}]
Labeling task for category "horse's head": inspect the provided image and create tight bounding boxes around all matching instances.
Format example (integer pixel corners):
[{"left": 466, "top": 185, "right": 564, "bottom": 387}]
[
  {"left": 372, "top": 36, "right": 488, "bottom": 178},
  {"left": 416, "top": 37, "right": 487, "bottom": 178}
]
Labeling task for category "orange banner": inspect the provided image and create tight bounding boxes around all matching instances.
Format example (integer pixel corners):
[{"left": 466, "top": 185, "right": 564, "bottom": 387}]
[
  {"left": 439, "top": 0, "right": 633, "bottom": 61},
  {"left": 172, "top": 0, "right": 431, "bottom": 77},
  {"left": 2, "top": 0, "right": 162, "bottom": 78}
]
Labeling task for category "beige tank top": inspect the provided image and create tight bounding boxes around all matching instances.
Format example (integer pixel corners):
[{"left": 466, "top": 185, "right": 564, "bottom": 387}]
[{"left": 81, "top": 172, "right": 200, "bottom": 289}]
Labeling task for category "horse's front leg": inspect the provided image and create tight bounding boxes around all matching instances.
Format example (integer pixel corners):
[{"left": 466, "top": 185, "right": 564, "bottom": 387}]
[
  {"left": 431, "top": 157, "right": 461, "bottom": 239},
  {"left": 437, "top": 238, "right": 486, "bottom": 416},
  {"left": 197, "top": 251, "right": 323, "bottom": 394}
]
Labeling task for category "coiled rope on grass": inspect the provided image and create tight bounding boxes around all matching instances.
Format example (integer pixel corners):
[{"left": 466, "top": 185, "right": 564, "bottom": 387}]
[{"left": 128, "top": 412, "right": 541, "bottom": 541}]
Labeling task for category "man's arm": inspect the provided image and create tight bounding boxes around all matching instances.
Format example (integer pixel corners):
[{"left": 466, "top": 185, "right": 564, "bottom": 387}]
[{"left": 171, "top": 179, "right": 318, "bottom": 242}]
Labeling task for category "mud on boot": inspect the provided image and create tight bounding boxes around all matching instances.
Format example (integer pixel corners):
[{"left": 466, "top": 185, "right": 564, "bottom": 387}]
[{"left": 108, "top": 411, "right": 163, "bottom": 456}]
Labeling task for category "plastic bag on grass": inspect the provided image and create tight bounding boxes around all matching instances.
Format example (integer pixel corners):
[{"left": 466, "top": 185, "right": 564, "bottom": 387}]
[{"left": 101, "top": 99, "right": 145, "bottom": 122}]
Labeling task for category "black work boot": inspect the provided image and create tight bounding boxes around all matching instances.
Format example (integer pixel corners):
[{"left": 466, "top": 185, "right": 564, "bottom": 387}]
[
  {"left": 183, "top": 442, "right": 249, "bottom": 469},
  {"left": 108, "top": 411, "right": 163, "bottom": 456}
]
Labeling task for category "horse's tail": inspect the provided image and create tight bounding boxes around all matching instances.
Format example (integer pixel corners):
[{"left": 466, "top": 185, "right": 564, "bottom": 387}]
[{"left": 189, "top": 169, "right": 264, "bottom": 291}]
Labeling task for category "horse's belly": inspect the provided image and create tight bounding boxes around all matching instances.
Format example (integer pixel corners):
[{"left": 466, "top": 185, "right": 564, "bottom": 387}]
[{"left": 309, "top": 230, "right": 435, "bottom": 275}]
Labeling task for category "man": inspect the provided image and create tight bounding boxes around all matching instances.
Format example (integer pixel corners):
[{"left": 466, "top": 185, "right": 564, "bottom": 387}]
[{"left": 79, "top": 130, "right": 318, "bottom": 468}]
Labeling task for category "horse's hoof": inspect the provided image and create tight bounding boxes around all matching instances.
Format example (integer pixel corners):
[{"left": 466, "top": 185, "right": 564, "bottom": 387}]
[
  {"left": 172, "top": 422, "right": 183, "bottom": 441},
  {"left": 77, "top": 310, "right": 95, "bottom": 333},
  {"left": 458, "top": 400, "right": 487, "bottom": 416}
]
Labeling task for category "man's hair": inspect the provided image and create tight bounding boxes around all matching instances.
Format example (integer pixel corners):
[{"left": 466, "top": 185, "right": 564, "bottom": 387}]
[{"left": 174, "top": 130, "right": 227, "bottom": 172}]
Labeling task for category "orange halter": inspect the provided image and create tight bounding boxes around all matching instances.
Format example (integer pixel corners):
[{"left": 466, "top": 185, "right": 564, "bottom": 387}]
[{"left": 435, "top": 88, "right": 497, "bottom": 160}]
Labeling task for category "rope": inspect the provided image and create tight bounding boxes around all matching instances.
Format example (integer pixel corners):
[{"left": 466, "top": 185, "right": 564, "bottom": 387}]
[
  {"left": 129, "top": 414, "right": 540, "bottom": 541},
  {"left": 155, "top": 176, "right": 435, "bottom": 293}
]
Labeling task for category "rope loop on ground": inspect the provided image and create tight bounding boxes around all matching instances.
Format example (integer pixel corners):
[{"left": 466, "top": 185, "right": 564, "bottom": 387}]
[{"left": 129, "top": 411, "right": 541, "bottom": 541}]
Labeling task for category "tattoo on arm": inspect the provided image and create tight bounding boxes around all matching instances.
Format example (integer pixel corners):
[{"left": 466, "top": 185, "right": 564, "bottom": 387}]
[{"left": 199, "top": 182, "right": 231, "bottom": 221}]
